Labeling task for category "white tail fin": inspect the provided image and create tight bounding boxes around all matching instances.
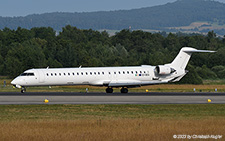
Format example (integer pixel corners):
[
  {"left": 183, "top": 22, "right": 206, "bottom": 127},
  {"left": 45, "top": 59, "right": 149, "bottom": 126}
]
[{"left": 170, "top": 47, "right": 215, "bottom": 70}]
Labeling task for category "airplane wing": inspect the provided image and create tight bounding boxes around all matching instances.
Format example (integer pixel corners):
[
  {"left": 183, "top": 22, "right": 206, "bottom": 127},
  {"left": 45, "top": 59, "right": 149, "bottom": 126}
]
[{"left": 108, "top": 80, "right": 169, "bottom": 87}]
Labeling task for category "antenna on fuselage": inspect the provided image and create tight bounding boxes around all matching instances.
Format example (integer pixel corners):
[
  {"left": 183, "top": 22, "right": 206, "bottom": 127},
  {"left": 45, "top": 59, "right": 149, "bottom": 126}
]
[
  {"left": 79, "top": 65, "right": 82, "bottom": 68},
  {"left": 47, "top": 66, "right": 49, "bottom": 69}
]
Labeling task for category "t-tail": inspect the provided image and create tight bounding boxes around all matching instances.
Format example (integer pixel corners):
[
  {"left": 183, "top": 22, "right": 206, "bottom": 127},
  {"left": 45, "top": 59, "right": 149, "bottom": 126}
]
[
  {"left": 155, "top": 47, "right": 215, "bottom": 83},
  {"left": 170, "top": 47, "right": 215, "bottom": 70}
]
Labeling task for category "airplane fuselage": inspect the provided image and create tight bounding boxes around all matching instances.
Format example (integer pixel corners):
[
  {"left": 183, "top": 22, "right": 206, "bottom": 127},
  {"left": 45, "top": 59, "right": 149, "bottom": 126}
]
[
  {"left": 11, "top": 65, "right": 183, "bottom": 88},
  {"left": 11, "top": 47, "right": 215, "bottom": 93}
]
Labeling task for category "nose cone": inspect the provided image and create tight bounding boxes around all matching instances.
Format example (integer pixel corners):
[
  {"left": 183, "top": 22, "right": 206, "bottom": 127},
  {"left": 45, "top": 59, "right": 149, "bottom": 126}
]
[
  {"left": 11, "top": 77, "right": 24, "bottom": 88},
  {"left": 11, "top": 79, "right": 17, "bottom": 85},
  {"left": 11, "top": 77, "right": 23, "bottom": 88}
]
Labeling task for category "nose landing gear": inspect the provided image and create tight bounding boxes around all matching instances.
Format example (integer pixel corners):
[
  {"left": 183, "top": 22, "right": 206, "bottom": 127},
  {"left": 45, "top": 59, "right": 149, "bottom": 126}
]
[{"left": 21, "top": 87, "right": 26, "bottom": 93}]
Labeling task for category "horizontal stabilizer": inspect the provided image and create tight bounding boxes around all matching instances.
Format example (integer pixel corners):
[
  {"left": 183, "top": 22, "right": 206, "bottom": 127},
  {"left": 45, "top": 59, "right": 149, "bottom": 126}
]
[{"left": 182, "top": 47, "right": 215, "bottom": 53}]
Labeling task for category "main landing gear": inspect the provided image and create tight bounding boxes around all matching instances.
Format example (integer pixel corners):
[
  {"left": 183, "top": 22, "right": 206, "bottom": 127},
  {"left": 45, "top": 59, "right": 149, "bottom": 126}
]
[
  {"left": 105, "top": 87, "right": 129, "bottom": 93},
  {"left": 120, "top": 87, "right": 128, "bottom": 93},
  {"left": 106, "top": 87, "right": 113, "bottom": 93},
  {"left": 21, "top": 87, "right": 26, "bottom": 93}
]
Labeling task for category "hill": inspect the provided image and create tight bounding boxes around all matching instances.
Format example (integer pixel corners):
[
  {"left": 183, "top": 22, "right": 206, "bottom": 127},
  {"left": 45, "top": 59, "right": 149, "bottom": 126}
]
[{"left": 0, "top": 0, "right": 225, "bottom": 35}]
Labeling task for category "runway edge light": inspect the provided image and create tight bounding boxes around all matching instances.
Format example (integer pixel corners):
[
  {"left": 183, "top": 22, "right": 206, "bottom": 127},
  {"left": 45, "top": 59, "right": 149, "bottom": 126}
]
[
  {"left": 208, "top": 99, "right": 212, "bottom": 103},
  {"left": 146, "top": 89, "right": 149, "bottom": 92},
  {"left": 44, "top": 99, "right": 49, "bottom": 103}
]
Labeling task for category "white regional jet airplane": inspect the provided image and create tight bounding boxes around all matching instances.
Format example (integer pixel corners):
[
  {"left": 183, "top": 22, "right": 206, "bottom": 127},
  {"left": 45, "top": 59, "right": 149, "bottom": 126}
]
[{"left": 11, "top": 47, "right": 215, "bottom": 93}]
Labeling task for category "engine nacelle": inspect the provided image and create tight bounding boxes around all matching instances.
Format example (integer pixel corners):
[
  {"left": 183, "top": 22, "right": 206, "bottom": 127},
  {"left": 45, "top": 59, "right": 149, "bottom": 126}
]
[{"left": 155, "top": 65, "right": 176, "bottom": 75}]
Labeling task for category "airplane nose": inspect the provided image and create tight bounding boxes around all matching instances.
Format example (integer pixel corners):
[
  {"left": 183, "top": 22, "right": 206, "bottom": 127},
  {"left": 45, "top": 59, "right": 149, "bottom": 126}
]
[
  {"left": 11, "top": 78, "right": 23, "bottom": 88},
  {"left": 11, "top": 79, "right": 16, "bottom": 85},
  {"left": 11, "top": 77, "right": 21, "bottom": 85}
]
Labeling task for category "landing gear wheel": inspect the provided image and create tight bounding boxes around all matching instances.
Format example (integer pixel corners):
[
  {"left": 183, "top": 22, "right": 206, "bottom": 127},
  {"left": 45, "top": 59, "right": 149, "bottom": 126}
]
[
  {"left": 121, "top": 87, "right": 128, "bottom": 93},
  {"left": 21, "top": 87, "right": 26, "bottom": 93},
  {"left": 106, "top": 87, "right": 113, "bottom": 93}
]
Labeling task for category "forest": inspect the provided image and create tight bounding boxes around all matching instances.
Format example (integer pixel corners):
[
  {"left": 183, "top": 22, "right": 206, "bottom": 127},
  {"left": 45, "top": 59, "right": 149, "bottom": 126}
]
[{"left": 0, "top": 25, "right": 225, "bottom": 84}]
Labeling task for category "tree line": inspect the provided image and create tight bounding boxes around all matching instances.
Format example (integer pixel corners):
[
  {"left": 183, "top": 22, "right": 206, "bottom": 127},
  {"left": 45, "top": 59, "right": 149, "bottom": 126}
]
[{"left": 0, "top": 25, "right": 225, "bottom": 84}]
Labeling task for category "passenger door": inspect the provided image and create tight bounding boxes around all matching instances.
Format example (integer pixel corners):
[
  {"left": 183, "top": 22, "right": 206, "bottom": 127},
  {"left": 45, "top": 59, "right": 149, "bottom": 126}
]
[{"left": 38, "top": 70, "right": 45, "bottom": 83}]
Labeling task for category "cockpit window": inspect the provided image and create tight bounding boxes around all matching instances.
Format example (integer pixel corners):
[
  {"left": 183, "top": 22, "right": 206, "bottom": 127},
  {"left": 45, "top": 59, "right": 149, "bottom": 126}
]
[{"left": 20, "top": 73, "right": 35, "bottom": 76}]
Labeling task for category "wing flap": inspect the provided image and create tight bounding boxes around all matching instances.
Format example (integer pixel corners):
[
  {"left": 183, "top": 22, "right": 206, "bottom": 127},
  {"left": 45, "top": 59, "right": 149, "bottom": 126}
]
[{"left": 108, "top": 80, "right": 168, "bottom": 87}]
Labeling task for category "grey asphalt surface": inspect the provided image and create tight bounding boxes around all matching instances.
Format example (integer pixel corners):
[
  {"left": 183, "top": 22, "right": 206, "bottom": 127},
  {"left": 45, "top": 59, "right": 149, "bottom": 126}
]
[{"left": 0, "top": 92, "right": 224, "bottom": 105}]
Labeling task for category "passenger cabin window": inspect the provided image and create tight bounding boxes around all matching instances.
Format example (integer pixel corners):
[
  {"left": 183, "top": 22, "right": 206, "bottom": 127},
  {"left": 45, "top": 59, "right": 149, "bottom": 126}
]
[
  {"left": 98, "top": 72, "right": 100, "bottom": 75},
  {"left": 102, "top": 72, "right": 104, "bottom": 75},
  {"left": 64, "top": 73, "right": 66, "bottom": 76},
  {"left": 77, "top": 72, "right": 79, "bottom": 75},
  {"left": 47, "top": 73, "right": 49, "bottom": 76},
  {"left": 59, "top": 73, "right": 61, "bottom": 76}
]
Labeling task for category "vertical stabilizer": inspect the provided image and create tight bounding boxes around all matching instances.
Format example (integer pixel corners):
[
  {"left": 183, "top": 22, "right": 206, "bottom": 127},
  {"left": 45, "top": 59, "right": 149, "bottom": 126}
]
[{"left": 170, "top": 47, "right": 215, "bottom": 70}]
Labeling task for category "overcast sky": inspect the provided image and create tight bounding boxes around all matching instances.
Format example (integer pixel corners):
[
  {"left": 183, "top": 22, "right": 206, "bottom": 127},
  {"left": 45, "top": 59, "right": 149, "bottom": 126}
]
[{"left": 0, "top": 0, "right": 224, "bottom": 17}]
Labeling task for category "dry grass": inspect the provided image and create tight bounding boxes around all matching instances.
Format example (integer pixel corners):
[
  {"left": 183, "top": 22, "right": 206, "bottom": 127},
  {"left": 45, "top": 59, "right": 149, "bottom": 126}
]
[
  {"left": 137, "top": 84, "right": 225, "bottom": 92},
  {"left": 172, "top": 22, "right": 210, "bottom": 30},
  {"left": 0, "top": 118, "right": 224, "bottom": 141},
  {"left": 0, "top": 104, "right": 224, "bottom": 140},
  {"left": 168, "top": 21, "right": 225, "bottom": 32},
  {"left": 19, "top": 84, "right": 225, "bottom": 92}
]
